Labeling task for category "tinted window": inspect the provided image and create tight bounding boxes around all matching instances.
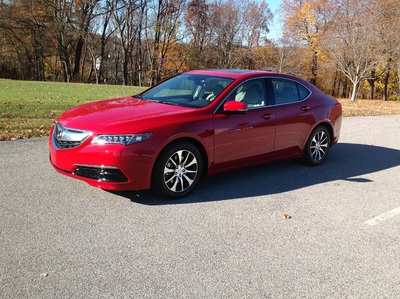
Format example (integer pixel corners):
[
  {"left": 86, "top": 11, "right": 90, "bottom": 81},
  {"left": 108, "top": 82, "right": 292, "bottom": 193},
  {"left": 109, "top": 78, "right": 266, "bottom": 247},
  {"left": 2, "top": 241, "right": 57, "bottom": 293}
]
[
  {"left": 272, "top": 79, "right": 310, "bottom": 105},
  {"left": 298, "top": 84, "right": 311, "bottom": 100},
  {"left": 228, "top": 79, "right": 267, "bottom": 109}
]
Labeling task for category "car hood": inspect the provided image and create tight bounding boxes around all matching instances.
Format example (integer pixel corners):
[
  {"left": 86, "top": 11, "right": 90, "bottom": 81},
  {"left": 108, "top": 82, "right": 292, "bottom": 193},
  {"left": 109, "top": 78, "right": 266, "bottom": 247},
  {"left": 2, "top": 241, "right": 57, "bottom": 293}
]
[{"left": 58, "top": 97, "right": 194, "bottom": 133}]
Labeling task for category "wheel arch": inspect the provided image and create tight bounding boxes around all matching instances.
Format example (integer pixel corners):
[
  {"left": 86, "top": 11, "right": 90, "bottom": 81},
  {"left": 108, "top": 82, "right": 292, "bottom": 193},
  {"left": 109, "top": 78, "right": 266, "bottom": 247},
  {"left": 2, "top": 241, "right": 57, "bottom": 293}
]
[
  {"left": 301, "top": 121, "right": 334, "bottom": 157},
  {"left": 311, "top": 121, "right": 334, "bottom": 147}
]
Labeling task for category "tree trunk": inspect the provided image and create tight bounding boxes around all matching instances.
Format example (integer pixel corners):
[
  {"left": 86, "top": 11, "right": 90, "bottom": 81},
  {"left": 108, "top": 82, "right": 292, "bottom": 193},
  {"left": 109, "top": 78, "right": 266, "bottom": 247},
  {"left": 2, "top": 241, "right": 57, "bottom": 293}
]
[
  {"left": 367, "top": 69, "right": 376, "bottom": 99},
  {"left": 341, "top": 77, "right": 348, "bottom": 98},
  {"left": 73, "top": 36, "right": 84, "bottom": 81},
  {"left": 332, "top": 69, "right": 338, "bottom": 96},
  {"left": 58, "top": 36, "right": 71, "bottom": 83},
  {"left": 310, "top": 49, "right": 318, "bottom": 85},
  {"left": 383, "top": 58, "right": 392, "bottom": 101},
  {"left": 350, "top": 80, "right": 359, "bottom": 101},
  {"left": 397, "top": 61, "right": 400, "bottom": 101}
]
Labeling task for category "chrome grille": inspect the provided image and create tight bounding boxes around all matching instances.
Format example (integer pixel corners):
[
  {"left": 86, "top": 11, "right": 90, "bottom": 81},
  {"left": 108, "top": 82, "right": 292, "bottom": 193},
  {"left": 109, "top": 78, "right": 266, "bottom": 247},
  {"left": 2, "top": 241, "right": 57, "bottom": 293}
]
[
  {"left": 52, "top": 122, "right": 91, "bottom": 149},
  {"left": 55, "top": 140, "right": 83, "bottom": 149}
]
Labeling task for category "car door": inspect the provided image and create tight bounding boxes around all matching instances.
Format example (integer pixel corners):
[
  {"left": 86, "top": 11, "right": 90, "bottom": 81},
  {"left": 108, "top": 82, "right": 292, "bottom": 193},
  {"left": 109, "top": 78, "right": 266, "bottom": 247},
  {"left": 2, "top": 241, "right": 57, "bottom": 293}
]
[
  {"left": 269, "top": 78, "right": 316, "bottom": 156},
  {"left": 213, "top": 78, "right": 276, "bottom": 169}
]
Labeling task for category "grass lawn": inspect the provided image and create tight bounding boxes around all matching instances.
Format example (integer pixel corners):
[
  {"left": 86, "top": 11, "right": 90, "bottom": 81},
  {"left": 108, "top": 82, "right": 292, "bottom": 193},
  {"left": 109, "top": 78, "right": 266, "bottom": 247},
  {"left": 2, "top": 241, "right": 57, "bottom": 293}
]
[
  {"left": 1, "top": 79, "right": 399, "bottom": 140},
  {"left": 0, "top": 79, "right": 146, "bottom": 140}
]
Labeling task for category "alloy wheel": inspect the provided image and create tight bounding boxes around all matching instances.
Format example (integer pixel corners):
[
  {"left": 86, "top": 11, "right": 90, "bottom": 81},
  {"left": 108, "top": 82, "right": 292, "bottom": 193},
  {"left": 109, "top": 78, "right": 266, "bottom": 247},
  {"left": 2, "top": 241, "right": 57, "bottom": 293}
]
[
  {"left": 162, "top": 148, "right": 200, "bottom": 194},
  {"left": 310, "top": 130, "right": 329, "bottom": 163},
  {"left": 304, "top": 126, "right": 331, "bottom": 165}
]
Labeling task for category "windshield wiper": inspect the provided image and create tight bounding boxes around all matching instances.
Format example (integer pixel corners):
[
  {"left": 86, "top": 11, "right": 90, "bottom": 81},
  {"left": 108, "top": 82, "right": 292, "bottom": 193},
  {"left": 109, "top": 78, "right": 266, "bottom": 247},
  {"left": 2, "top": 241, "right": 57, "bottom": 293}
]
[
  {"left": 132, "top": 94, "right": 144, "bottom": 99},
  {"left": 145, "top": 99, "right": 181, "bottom": 106}
]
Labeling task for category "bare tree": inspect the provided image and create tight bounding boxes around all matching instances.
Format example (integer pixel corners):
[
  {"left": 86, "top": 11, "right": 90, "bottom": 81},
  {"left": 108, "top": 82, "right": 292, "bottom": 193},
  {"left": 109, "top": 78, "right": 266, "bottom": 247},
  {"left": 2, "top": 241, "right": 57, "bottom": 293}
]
[
  {"left": 184, "top": 0, "right": 210, "bottom": 69},
  {"left": 70, "top": 0, "right": 101, "bottom": 81},
  {"left": 239, "top": 0, "right": 272, "bottom": 48},
  {"left": 205, "top": 0, "right": 272, "bottom": 68},
  {"left": 276, "top": 42, "right": 307, "bottom": 75},
  {"left": 90, "top": 0, "right": 115, "bottom": 84},
  {"left": 146, "top": 0, "right": 186, "bottom": 84},
  {"left": 110, "top": 0, "right": 139, "bottom": 85},
  {"left": 327, "top": 0, "right": 387, "bottom": 101},
  {"left": 49, "top": 0, "right": 74, "bottom": 82}
]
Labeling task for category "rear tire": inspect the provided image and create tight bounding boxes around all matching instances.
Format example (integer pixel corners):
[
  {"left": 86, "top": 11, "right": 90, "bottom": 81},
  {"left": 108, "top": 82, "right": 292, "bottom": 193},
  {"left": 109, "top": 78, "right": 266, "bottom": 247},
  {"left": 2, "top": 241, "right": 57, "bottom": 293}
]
[
  {"left": 152, "top": 142, "right": 203, "bottom": 198},
  {"left": 303, "top": 126, "right": 331, "bottom": 165}
]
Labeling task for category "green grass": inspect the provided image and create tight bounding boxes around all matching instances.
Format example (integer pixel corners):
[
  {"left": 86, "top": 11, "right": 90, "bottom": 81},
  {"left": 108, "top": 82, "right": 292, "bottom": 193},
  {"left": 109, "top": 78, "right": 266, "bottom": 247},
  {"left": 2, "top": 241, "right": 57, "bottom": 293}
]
[{"left": 0, "top": 79, "right": 146, "bottom": 140}]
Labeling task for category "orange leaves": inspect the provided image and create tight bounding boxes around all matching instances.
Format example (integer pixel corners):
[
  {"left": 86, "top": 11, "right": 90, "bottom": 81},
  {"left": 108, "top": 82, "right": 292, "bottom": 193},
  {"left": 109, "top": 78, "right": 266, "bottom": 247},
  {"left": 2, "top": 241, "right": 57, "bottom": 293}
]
[
  {"left": 282, "top": 0, "right": 333, "bottom": 42},
  {"left": 161, "top": 44, "right": 189, "bottom": 79}
]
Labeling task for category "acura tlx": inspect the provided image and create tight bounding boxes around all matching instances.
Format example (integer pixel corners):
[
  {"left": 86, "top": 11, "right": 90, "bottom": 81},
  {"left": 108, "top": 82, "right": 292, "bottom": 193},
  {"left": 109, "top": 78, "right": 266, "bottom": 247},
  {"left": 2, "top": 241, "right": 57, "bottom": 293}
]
[{"left": 49, "top": 69, "right": 342, "bottom": 198}]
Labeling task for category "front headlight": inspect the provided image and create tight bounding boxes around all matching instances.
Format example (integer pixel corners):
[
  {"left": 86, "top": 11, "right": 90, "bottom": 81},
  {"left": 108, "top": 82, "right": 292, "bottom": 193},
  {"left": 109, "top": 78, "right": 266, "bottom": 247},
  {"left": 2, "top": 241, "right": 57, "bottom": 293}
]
[{"left": 91, "top": 132, "right": 153, "bottom": 146}]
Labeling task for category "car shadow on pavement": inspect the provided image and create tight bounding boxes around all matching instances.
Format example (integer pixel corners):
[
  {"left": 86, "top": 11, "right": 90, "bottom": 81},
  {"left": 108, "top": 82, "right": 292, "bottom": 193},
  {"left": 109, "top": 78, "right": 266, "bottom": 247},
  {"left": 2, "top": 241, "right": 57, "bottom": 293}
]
[{"left": 112, "top": 143, "right": 400, "bottom": 205}]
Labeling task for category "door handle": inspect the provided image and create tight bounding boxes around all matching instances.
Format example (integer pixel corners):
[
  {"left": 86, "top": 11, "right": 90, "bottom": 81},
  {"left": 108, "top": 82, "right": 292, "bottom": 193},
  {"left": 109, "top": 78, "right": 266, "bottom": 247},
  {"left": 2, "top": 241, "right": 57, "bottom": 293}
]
[
  {"left": 301, "top": 106, "right": 310, "bottom": 111},
  {"left": 262, "top": 113, "right": 273, "bottom": 120}
]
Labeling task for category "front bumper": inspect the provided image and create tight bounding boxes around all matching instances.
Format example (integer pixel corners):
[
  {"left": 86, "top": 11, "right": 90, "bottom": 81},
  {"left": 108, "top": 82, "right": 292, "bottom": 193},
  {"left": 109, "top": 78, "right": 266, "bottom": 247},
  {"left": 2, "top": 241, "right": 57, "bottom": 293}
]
[{"left": 49, "top": 127, "right": 154, "bottom": 191}]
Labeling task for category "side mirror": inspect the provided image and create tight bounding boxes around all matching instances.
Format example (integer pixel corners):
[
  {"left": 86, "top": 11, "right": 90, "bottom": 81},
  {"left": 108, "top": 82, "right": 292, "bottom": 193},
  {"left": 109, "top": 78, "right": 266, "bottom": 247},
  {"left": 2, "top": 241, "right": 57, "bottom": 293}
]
[{"left": 223, "top": 100, "right": 247, "bottom": 114}]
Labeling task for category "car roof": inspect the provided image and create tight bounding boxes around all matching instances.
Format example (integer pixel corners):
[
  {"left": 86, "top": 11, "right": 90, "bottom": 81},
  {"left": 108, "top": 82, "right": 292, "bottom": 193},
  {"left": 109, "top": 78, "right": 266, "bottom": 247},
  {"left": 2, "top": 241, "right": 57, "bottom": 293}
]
[{"left": 185, "top": 69, "right": 276, "bottom": 79}]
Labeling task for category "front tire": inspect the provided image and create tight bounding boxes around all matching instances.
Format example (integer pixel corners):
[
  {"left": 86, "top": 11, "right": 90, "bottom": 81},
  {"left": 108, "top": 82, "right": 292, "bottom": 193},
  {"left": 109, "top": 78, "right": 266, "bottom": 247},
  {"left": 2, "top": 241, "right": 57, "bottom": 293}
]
[
  {"left": 303, "top": 126, "right": 331, "bottom": 165},
  {"left": 152, "top": 142, "right": 203, "bottom": 198}
]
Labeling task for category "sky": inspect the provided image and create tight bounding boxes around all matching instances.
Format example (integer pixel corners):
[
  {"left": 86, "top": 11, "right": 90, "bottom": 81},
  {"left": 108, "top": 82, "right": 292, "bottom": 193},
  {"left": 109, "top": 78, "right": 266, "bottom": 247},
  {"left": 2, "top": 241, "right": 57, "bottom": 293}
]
[{"left": 266, "top": 0, "right": 284, "bottom": 41}]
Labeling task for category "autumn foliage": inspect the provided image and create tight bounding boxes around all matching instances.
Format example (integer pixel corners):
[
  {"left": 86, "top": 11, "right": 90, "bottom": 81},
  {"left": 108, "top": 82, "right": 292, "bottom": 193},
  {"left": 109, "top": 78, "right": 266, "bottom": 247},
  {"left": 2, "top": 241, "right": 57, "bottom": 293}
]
[{"left": 0, "top": 0, "right": 399, "bottom": 100}]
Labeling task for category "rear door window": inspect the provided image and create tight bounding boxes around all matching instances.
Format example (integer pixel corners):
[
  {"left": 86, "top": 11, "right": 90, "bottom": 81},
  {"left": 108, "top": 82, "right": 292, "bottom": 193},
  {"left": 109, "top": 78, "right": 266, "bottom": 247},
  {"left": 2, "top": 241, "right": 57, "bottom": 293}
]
[{"left": 271, "top": 79, "right": 310, "bottom": 105}]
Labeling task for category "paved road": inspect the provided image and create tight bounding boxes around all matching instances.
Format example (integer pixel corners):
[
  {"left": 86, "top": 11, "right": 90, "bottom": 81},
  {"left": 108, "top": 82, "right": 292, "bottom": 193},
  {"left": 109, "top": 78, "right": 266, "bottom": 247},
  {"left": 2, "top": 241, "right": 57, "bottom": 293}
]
[{"left": 1, "top": 116, "right": 400, "bottom": 298}]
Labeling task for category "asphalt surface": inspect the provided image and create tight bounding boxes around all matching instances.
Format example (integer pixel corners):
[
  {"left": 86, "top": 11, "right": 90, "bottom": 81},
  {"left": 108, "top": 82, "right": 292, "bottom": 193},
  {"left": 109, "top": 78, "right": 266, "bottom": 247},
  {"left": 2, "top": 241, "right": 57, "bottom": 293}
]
[{"left": 1, "top": 115, "right": 400, "bottom": 298}]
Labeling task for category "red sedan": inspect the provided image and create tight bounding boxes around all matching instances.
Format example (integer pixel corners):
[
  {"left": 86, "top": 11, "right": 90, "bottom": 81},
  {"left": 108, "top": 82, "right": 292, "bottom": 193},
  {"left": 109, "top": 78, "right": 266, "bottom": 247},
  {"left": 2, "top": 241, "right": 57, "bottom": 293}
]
[{"left": 49, "top": 70, "right": 342, "bottom": 198}]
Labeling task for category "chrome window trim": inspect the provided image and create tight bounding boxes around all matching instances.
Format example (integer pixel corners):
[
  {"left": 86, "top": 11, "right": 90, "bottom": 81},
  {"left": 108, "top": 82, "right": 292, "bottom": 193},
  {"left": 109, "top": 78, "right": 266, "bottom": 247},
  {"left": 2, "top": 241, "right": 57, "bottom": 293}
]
[{"left": 213, "top": 76, "right": 313, "bottom": 114}]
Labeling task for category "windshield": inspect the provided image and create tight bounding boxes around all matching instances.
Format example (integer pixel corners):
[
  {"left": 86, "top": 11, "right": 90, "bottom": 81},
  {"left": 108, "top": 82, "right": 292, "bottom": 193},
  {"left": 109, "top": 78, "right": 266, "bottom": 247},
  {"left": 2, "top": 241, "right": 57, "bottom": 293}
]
[{"left": 139, "top": 74, "right": 234, "bottom": 108}]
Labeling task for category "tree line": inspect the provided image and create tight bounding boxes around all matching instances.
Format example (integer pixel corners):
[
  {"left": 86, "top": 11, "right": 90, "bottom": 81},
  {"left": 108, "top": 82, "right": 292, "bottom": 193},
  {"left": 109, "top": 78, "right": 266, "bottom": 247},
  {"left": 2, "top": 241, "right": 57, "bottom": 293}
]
[{"left": 0, "top": 0, "right": 399, "bottom": 101}]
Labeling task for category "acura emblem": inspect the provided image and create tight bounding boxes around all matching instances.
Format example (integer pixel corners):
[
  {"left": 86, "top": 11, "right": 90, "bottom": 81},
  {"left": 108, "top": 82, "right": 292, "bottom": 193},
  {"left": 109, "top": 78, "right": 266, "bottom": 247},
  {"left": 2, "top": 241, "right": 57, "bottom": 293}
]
[
  {"left": 56, "top": 124, "right": 64, "bottom": 139},
  {"left": 57, "top": 130, "right": 63, "bottom": 139}
]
